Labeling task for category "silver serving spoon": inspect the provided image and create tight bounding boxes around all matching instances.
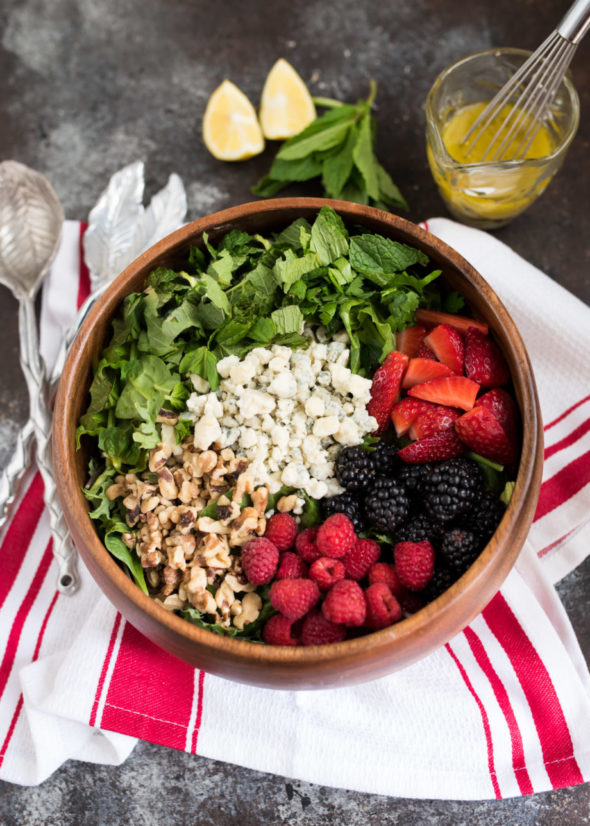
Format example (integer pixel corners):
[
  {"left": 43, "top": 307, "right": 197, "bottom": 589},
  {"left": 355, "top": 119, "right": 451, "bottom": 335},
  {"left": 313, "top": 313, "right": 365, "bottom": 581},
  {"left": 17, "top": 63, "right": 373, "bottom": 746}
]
[{"left": 0, "top": 160, "right": 78, "bottom": 593}]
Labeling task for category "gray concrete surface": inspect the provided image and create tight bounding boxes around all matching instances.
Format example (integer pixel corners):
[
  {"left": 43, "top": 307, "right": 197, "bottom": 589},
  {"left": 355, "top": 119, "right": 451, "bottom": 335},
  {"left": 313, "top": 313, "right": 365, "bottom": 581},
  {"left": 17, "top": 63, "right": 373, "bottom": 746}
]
[{"left": 1, "top": 0, "right": 589, "bottom": 822}]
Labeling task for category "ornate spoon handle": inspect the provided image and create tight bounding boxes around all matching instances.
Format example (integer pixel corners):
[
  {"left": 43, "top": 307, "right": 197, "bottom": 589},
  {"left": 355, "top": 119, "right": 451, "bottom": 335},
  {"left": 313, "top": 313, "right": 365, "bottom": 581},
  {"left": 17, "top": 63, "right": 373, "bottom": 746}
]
[
  {"left": 0, "top": 420, "right": 35, "bottom": 532},
  {"left": 19, "top": 298, "right": 78, "bottom": 594}
]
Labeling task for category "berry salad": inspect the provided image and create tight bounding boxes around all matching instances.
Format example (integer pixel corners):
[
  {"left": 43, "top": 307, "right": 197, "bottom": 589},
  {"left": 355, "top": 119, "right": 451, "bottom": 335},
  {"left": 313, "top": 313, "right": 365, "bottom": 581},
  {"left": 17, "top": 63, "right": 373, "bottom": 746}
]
[{"left": 78, "top": 207, "right": 518, "bottom": 645}]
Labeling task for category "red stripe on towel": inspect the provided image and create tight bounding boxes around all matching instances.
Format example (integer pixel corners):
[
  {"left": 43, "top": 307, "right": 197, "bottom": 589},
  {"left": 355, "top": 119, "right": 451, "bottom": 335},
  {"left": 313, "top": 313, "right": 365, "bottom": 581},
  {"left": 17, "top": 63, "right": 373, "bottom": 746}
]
[
  {"left": 99, "top": 623, "right": 195, "bottom": 750},
  {"left": 0, "top": 590, "right": 59, "bottom": 769},
  {"left": 534, "top": 450, "right": 590, "bottom": 522},
  {"left": 77, "top": 222, "right": 91, "bottom": 309},
  {"left": 89, "top": 612, "right": 123, "bottom": 728},
  {"left": 545, "top": 394, "right": 590, "bottom": 433},
  {"left": 464, "top": 627, "right": 534, "bottom": 795},
  {"left": 446, "top": 642, "right": 501, "bottom": 799},
  {"left": 544, "top": 417, "right": 590, "bottom": 461},
  {"left": 483, "top": 593, "right": 584, "bottom": 789},
  {"left": 0, "top": 540, "right": 53, "bottom": 703},
  {"left": 0, "top": 473, "right": 45, "bottom": 611},
  {"left": 190, "top": 670, "right": 206, "bottom": 754}
]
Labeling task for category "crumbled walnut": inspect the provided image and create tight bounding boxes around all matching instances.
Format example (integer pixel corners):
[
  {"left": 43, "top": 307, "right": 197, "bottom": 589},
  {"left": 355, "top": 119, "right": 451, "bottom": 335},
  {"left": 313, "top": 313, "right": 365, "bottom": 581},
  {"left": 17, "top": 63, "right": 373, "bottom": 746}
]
[
  {"left": 277, "top": 494, "right": 298, "bottom": 513},
  {"left": 251, "top": 486, "right": 269, "bottom": 516},
  {"left": 233, "top": 592, "right": 262, "bottom": 630}
]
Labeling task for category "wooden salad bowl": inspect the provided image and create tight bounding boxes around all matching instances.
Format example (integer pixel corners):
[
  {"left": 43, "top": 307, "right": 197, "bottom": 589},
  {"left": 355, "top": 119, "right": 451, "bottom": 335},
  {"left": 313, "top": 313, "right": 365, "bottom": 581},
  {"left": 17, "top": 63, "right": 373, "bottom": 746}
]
[{"left": 53, "top": 198, "right": 543, "bottom": 689}]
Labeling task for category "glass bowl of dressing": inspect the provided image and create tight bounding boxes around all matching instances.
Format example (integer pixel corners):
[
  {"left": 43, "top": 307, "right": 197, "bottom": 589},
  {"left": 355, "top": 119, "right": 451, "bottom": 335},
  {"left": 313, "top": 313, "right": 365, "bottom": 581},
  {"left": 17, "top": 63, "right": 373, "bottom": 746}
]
[{"left": 425, "top": 48, "right": 580, "bottom": 229}]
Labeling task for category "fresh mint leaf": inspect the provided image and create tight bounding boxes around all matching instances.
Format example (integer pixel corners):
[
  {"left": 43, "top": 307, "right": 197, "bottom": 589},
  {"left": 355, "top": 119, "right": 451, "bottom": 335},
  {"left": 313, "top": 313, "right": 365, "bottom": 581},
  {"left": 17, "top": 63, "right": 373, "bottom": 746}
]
[
  {"left": 271, "top": 305, "right": 304, "bottom": 335},
  {"left": 376, "top": 163, "right": 409, "bottom": 210},
  {"left": 273, "top": 251, "right": 320, "bottom": 291},
  {"left": 309, "top": 206, "right": 349, "bottom": 266},
  {"left": 321, "top": 127, "right": 357, "bottom": 198},
  {"left": 267, "top": 154, "right": 323, "bottom": 182},
  {"left": 201, "top": 274, "right": 230, "bottom": 313},
  {"left": 248, "top": 317, "right": 276, "bottom": 344},
  {"left": 179, "top": 346, "right": 219, "bottom": 390},
  {"left": 349, "top": 234, "right": 429, "bottom": 281},
  {"left": 275, "top": 218, "right": 312, "bottom": 250},
  {"left": 353, "top": 112, "right": 380, "bottom": 200}
]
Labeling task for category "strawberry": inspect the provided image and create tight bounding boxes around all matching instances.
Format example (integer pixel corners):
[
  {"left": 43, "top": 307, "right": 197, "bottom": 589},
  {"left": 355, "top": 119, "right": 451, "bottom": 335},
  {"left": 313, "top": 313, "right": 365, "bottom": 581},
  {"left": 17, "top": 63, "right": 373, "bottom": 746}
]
[
  {"left": 390, "top": 397, "right": 433, "bottom": 438},
  {"left": 416, "top": 342, "right": 436, "bottom": 360},
  {"left": 464, "top": 327, "right": 510, "bottom": 388},
  {"left": 397, "top": 428, "right": 465, "bottom": 463},
  {"left": 396, "top": 325, "right": 426, "bottom": 358},
  {"left": 402, "top": 358, "right": 452, "bottom": 389},
  {"left": 408, "top": 375, "right": 480, "bottom": 410},
  {"left": 367, "top": 350, "right": 408, "bottom": 434},
  {"left": 409, "top": 404, "right": 461, "bottom": 440},
  {"left": 424, "top": 324, "right": 464, "bottom": 374},
  {"left": 416, "top": 308, "right": 488, "bottom": 335},
  {"left": 475, "top": 388, "right": 519, "bottom": 448},
  {"left": 455, "top": 406, "right": 518, "bottom": 465}
]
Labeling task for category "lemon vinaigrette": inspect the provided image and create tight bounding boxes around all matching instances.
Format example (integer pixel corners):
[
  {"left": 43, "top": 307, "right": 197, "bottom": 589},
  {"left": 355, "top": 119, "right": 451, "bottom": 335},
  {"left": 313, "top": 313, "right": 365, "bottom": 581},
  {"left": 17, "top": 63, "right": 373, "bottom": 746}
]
[{"left": 425, "top": 49, "right": 579, "bottom": 229}]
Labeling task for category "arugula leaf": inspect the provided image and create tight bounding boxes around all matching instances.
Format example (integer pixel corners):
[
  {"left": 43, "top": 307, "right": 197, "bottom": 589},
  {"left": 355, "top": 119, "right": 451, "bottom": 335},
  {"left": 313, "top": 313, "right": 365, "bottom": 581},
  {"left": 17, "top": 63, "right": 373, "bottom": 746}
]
[
  {"left": 115, "top": 356, "right": 178, "bottom": 421},
  {"left": 104, "top": 529, "right": 148, "bottom": 594}
]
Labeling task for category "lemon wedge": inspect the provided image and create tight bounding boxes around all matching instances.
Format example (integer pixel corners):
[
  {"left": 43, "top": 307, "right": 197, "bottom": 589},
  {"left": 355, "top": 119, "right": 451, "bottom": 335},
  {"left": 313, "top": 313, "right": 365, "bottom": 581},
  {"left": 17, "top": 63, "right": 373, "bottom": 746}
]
[
  {"left": 259, "top": 58, "right": 316, "bottom": 140},
  {"left": 202, "top": 80, "right": 265, "bottom": 161}
]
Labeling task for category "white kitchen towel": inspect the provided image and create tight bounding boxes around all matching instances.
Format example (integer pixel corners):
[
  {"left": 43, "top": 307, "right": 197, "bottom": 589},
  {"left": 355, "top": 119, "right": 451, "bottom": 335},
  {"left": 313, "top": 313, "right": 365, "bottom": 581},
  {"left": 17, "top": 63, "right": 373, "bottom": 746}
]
[{"left": 0, "top": 218, "right": 589, "bottom": 797}]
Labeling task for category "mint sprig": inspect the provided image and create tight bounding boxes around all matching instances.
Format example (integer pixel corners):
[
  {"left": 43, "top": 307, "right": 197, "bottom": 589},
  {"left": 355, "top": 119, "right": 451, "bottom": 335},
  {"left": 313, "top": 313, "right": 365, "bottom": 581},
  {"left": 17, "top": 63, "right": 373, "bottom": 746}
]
[{"left": 252, "top": 82, "right": 408, "bottom": 211}]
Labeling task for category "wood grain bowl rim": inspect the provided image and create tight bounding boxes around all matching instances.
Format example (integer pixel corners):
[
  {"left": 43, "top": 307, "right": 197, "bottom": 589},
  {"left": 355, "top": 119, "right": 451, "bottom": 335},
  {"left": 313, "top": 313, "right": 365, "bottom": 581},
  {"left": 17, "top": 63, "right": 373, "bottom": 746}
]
[{"left": 53, "top": 198, "right": 543, "bottom": 677}]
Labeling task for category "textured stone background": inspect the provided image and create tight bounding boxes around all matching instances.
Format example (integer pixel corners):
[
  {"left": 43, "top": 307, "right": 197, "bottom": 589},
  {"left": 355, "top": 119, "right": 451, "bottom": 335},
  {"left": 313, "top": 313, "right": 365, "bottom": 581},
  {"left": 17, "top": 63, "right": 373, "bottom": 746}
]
[{"left": 1, "top": 0, "right": 589, "bottom": 822}]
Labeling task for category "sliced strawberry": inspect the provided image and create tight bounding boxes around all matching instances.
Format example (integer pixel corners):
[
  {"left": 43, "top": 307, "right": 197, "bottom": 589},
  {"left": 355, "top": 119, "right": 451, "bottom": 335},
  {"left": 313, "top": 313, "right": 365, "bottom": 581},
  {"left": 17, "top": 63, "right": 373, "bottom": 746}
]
[
  {"left": 424, "top": 324, "right": 464, "bottom": 375},
  {"left": 464, "top": 327, "right": 510, "bottom": 388},
  {"left": 398, "top": 429, "right": 465, "bottom": 464},
  {"left": 408, "top": 375, "right": 480, "bottom": 410},
  {"left": 367, "top": 350, "right": 409, "bottom": 435},
  {"left": 455, "top": 406, "right": 517, "bottom": 466},
  {"left": 396, "top": 325, "right": 426, "bottom": 358},
  {"left": 475, "top": 388, "right": 519, "bottom": 448},
  {"left": 409, "top": 404, "right": 462, "bottom": 440},
  {"left": 416, "top": 308, "right": 488, "bottom": 335},
  {"left": 416, "top": 342, "right": 436, "bottom": 360},
  {"left": 402, "top": 358, "right": 452, "bottom": 389},
  {"left": 391, "top": 397, "right": 433, "bottom": 438}
]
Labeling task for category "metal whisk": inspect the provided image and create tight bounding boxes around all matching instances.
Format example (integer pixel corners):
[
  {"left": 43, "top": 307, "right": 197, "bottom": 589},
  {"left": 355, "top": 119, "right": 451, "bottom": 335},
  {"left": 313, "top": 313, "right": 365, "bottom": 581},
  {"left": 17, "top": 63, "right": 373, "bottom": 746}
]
[{"left": 463, "top": 0, "right": 590, "bottom": 162}]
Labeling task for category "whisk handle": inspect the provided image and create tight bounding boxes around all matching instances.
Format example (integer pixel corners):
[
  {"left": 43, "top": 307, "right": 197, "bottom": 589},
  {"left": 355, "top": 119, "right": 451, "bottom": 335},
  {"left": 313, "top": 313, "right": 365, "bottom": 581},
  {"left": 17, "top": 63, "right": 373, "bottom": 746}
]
[{"left": 558, "top": 0, "right": 590, "bottom": 44}]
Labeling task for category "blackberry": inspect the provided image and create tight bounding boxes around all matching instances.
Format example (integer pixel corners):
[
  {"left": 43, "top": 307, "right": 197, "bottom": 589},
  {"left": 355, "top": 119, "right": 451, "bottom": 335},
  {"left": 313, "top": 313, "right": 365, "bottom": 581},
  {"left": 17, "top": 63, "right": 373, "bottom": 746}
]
[
  {"left": 364, "top": 478, "right": 410, "bottom": 533},
  {"left": 335, "top": 445, "right": 376, "bottom": 492},
  {"left": 372, "top": 440, "right": 400, "bottom": 477},
  {"left": 395, "top": 514, "right": 444, "bottom": 548},
  {"left": 440, "top": 528, "right": 481, "bottom": 572},
  {"left": 462, "top": 490, "right": 505, "bottom": 544},
  {"left": 322, "top": 491, "right": 366, "bottom": 533},
  {"left": 423, "top": 564, "right": 457, "bottom": 602},
  {"left": 422, "top": 457, "right": 483, "bottom": 523},
  {"left": 397, "top": 462, "right": 433, "bottom": 498}
]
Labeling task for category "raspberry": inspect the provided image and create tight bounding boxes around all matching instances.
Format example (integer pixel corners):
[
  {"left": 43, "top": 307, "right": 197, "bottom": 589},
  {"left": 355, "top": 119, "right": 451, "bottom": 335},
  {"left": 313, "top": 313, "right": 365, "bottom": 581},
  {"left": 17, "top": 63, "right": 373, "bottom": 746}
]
[
  {"left": 301, "top": 610, "right": 347, "bottom": 645},
  {"left": 269, "top": 578, "right": 320, "bottom": 621},
  {"left": 309, "top": 556, "right": 346, "bottom": 591},
  {"left": 275, "top": 551, "right": 308, "bottom": 581},
  {"left": 393, "top": 540, "right": 435, "bottom": 591},
  {"left": 295, "top": 527, "right": 322, "bottom": 564},
  {"left": 364, "top": 583, "right": 402, "bottom": 630},
  {"left": 343, "top": 538, "right": 381, "bottom": 581},
  {"left": 263, "top": 614, "right": 301, "bottom": 646},
  {"left": 322, "top": 580, "right": 366, "bottom": 627},
  {"left": 316, "top": 514, "right": 356, "bottom": 558},
  {"left": 367, "top": 562, "right": 405, "bottom": 598},
  {"left": 241, "top": 537, "right": 279, "bottom": 585},
  {"left": 264, "top": 512, "right": 298, "bottom": 551}
]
